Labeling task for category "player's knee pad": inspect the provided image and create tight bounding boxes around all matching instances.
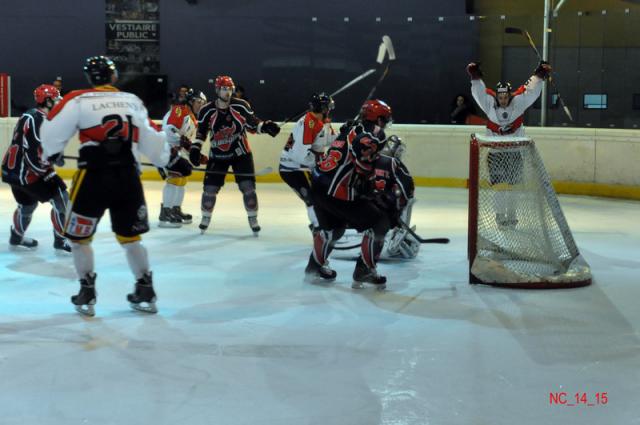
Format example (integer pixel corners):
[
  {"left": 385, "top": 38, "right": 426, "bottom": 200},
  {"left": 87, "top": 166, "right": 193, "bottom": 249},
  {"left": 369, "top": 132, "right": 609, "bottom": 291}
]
[
  {"left": 238, "top": 180, "right": 256, "bottom": 194},
  {"left": 116, "top": 234, "right": 142, "bottom": 244},
  {"left": 239, "top": 181, "right": 257, "bottom": 210}
]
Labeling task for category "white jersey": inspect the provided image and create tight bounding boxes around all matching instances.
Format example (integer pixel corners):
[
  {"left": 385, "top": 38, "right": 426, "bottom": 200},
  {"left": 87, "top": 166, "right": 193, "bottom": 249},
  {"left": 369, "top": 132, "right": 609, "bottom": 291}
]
[
  {"left": 279, "top": 112, "right": 335, "bottom": 171},
  {"left": 470, "top": 75, "right": 543, "bottom": 137},
  {"left": 41, "top": 85, "right": 172, "bottom": 168}
]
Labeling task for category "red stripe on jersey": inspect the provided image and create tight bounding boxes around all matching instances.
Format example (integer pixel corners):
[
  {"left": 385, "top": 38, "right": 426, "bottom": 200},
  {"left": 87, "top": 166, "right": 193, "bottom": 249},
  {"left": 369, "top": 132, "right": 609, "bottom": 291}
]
[
  {"left": 485, "top": 88, "right": 497, "bottom": 97},
  {"left": 303, "top": 113, "right": 323, "bottom": 145},
  {"left": 486, "top": 115, "right": 524, "bottom": 135},
  {"left": 79, "top": 125, "right": 107, "bottom": 143},
  {"left": 332, "top": 172, "right": 351, "bottom": 200},
  {"left": 230, "top": 108, "right": 246, "bottom": 126},
  {"left": 512, "top": 85, "right": 526, "bottom": 96}
]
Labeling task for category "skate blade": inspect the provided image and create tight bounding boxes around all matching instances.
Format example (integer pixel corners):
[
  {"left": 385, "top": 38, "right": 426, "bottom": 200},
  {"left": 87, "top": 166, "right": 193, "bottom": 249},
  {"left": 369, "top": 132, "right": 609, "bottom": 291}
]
[
  {"left": 199, "top": 228, "right": 208, "bottom": 235},
  {"left": 252, "top": 231, "right": 260, "bottom": 237},
  {"left": 181, "top": 219, "right": 192, "bottom": 224},
  {"left": 75, "top": 304, "right": 95, "bottom": 317},
  {"left": 351, "top": 281, "right": 365, "bottom": 289},
  {"left": 130, "top": 302, "right": 158, "bottom": 314},
  {"left": 351, "top": 281, "right": 386, "bottom": 291},
  {"left": 158, "top": 222, "right": 181, "bottom": 228},
  {"left": 304, "top": 273, "right": 336, "bottom": 285},
  {"left": 9, "top": 244, "right": 37, "bottom": 251}
]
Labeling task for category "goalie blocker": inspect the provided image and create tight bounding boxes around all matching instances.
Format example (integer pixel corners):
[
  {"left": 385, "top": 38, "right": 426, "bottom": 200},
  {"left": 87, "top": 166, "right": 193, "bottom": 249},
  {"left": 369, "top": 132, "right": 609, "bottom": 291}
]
[{"left": 467, "top": 134, "right": 591, "bottom": 288}]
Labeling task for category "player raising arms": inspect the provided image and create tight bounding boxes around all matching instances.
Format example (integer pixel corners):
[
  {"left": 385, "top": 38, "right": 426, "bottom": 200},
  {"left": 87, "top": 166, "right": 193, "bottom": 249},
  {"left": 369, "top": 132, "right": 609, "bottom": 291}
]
[
  {"left": 40, "top": 56, "right": 192, "bottom": 316},
  {"left": 1, "top": 84, "right": 71, "bottom": 252},
  {"left": 190, "top": 75, "right": 281, "bottom": 235},
  {"left": 307, "top": 99, "right": 393, "bottom": 289},
  {"left": 467, "top": 60, "right": 551, "bottom": 226},
  {"left": 158, "top": 87, "right": 207, "bottom": 228},
  {"left": 279, "top": 93, "right": 335, "bottom": 231}
]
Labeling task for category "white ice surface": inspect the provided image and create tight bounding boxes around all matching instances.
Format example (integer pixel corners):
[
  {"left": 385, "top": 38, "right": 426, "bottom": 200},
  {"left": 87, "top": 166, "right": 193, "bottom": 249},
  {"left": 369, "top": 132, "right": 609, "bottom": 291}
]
[{"left": 0, "top": 182, "right": 638, "bottom": 425}]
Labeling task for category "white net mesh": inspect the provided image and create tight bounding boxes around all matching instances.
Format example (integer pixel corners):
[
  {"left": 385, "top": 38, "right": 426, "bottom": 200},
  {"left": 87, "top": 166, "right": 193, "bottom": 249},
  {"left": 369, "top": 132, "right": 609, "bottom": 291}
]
[{"left": 469, "top": 135, "right": 591, "bottom": 287}]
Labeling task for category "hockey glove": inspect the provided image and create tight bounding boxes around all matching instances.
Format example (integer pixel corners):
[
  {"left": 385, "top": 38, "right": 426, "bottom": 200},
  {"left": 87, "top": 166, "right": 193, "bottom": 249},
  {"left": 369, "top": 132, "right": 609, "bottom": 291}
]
[
  {"left": 339, "top": 120, "right": 355, "bottom": 135},
  {"left": 261, "top": 120, "right": 281, "bottom": 137},
  {"left": 189, "top": 143, "right": 203, "bottom": 166},
  {"left": 534, "top": 61, "right": 552, "bottom": 80},
  {"left": 43, "top": 170, "right": 67, "bottom": 191},
  {"left": 167, "top": 152, "right": 193, "bottom": 177},
  {"left": 47, "top": 153, "right": 65, "bottom": 167},
  {"left": 179, "top": 136, "right": 192, "bottom": 150},
  {"left": 466, "top": 62, "right": 483, "bottom": 80}
]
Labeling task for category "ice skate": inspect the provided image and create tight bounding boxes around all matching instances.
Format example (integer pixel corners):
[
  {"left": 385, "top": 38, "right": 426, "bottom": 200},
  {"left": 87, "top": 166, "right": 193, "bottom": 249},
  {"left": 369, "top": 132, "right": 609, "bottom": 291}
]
[
  {"left": 71, "top": 273, "right": 97, "bottom": 317},
  {"left": 127, "top": 272, "right": 157, "bottom": 314},
  {"left": 248, "top": 216, "right": 261, "bottom": 236},
  {"left": 199, "top": 214, "right": 211, "bottom": 234},
  {"left": 172, "top": 206, "right": 192, "bottom": 224},
  {"left": 53, "top": 234, "right": 72, "bottom": 253},
  {"left": 304, "top": 254, "right": 337, "bottom": 282},
  {"left": 158, "top": 204, "right": 182, "bottom": 228},
  {"left": 9, "top": 227, "right": 38, "bottom": 249},
  {"left": 352, "top": 257, "right": 386, "bottom": 290}
]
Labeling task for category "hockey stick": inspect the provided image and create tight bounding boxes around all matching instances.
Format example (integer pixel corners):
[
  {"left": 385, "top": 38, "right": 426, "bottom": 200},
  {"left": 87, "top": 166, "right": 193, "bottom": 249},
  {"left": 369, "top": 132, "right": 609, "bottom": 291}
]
[
  {"left": 504, "top": 27, "right": 574, "bottom": 122},
  {"left": 332, "top": 226, "right": 450, "bottom": 250},
  {"left": 352, "top": 35, "right": 396, "bottom": 121},
  {"left": 62, "top": 155, "right": 273, "bottom": 176}
]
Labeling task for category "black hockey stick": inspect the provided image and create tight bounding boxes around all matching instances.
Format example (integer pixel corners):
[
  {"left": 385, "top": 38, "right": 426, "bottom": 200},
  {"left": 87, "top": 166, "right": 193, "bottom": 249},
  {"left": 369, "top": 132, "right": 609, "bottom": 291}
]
[
  {"left": 504, "top": 27, "right": 574, "bottom": 122},
  {"left": 333, "top": 226, "right": 450, "bottom": 250},
  {"left": 62, "top": 155, "right": 273, "bottom": 176},
  {"left": 352, "top": 35, "right": 396, "bottom": 121}
]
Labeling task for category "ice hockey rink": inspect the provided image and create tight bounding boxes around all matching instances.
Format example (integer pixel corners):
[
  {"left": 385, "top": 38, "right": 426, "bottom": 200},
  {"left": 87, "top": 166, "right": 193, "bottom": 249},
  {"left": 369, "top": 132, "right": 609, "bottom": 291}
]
[{"left": 0, "top": 181, "right": 638, "bottom": 425}]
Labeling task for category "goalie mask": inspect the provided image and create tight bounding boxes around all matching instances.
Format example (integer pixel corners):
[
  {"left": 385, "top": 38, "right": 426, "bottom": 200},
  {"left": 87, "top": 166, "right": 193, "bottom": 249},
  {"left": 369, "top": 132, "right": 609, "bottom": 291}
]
[
  {"left": 495, "top": 81, "right": 513, "bottom": 107},
  {"left": 381, "top": 135, "right": 406, "bottom": 160}
]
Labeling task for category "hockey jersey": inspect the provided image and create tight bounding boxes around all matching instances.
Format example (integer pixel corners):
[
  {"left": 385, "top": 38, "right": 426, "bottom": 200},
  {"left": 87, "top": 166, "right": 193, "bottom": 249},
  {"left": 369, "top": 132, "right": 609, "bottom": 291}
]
[
  {"left": 279, "top": 112, "right": 335, "bottom": 171},
  {"left": 41, "top": 85, "right": 171, "bottom": 169},
  {"left": 373, "top": 154, "right": 415, "bottom": 210},
  {"left": 162, "top": 103, "right": 197, "bottom": 147},
  {"left": 471, "top": 75, "right": 543, "bottom": 137},
  {"left": 195, "top": 98, "right": 265, "bottom": 160},
  {"left": 311, "top": 122, "right": 386, "bottom": 201},
  {"left": 1, "top": 108, "right": 52, "bottom": 186}
]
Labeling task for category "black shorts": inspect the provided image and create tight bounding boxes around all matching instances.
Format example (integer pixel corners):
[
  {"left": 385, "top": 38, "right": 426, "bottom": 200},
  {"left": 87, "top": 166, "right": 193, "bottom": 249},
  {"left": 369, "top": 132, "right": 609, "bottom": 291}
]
[
  {"left": 203, "top": 153, "right": 255, "bottom": 188},
  {"left": 488, "top": 150, "right": 523, "bottom": 185},
  {"left": 65, "top": 166, "right": 149, "bottom": 240},
  {"left": 279, "top": 169, "right": 312, "bottom": 205},
  {"left": 11, "top": 177, "right": 65, "bottom": 205},
  {"left": 310, "top": 184, "right": 387, "bottom": 233}
]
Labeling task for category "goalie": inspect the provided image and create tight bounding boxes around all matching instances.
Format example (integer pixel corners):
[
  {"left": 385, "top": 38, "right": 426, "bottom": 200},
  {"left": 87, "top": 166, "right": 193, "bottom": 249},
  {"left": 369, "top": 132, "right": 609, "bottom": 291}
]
[{"left": 334, "top": 135, "right": 420, "bottom": 259}]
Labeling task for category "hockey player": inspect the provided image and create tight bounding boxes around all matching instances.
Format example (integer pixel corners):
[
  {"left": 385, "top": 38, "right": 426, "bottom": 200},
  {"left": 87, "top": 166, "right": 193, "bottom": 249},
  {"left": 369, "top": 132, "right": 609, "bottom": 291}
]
[
  {"left": 373, "top": 136, "right": 420, "bottom": 259},
  {"left": 1, "top": 84, "right": 71, "bottom": 252},
  {"left": 40, "top": 56, "right": 193, "bottom": 316},
  {"left": 307, "top": 99, "right": 393, "bottom": 289},
  {"left": 190, "top": 75, "right": 281, "bottom": 235},
  {"left": 467, "top": 60, "right": 552, "bottom": 226},
  {"left": 158, "top": 88, "right": 207, "bottom": 227},
  {"left": 279, "top": 93, "right": 335, "bottom": 231}
]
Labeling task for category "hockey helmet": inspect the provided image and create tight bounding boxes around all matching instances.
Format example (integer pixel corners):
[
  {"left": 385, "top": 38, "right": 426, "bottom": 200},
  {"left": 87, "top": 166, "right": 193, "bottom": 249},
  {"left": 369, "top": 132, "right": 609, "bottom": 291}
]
[
  {"left": 33, "top": 84, "right": 61, "bottom": 105},
  {"left": 361, "top": 99, "right": 392, "bottom": 125},
  {"left": 309, "top": 92, "right": 335, "bottom": 114},
  {"left": 83, "top": 56, "right": 118, "bottom": 86},
  {"left": 215, "top": 76, "right": 235, "bottom": 91}
]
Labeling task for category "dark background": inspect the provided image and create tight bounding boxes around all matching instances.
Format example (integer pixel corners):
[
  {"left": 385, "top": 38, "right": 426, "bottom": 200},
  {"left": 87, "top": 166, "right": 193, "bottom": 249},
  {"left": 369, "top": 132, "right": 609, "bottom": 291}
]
[{"left": 0, "top": 0, "right": 476, "bottom": 122}]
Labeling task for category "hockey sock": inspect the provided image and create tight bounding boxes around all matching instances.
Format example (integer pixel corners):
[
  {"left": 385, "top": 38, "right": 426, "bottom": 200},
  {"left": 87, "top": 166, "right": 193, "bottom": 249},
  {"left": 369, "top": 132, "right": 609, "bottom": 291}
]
[
  {"left": 12, "top": 203, "right": 37, "bottom": 236},
  {"left": 50, "top": 191, "right": 69, "bottom": 238},
  {"left": 201, "top": 185, "right": 219, "bottom": 214},
  {"left": 360, "top": 229, "right": 385, "bottom": 269},
  {"left": 72, "top": 241, "right": 95, "bottom": 278},
  {"left": 306, "top": 206, "right": 319, "bottom": 228},
  {"left": 163, "top": 183, "right": 178, "bottom": 208},
  {"left": 122, "top": 240, "right": 150, "bottom": 280},
  {"left": 239, "top": 181, "right": 258, "bottom": 215},
  {"left": 175, "top": 184, "right": 186, "bottom": 208},
  {"left": 312, "top": 229, "right": 336, "bottom": 265}
]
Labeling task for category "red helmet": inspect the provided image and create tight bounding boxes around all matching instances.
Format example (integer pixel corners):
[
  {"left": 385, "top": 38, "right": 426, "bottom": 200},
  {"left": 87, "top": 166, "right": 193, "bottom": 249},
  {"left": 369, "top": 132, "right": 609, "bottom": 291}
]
[
  {"left": 214, "top": 76, "right": 235, "bottom": 90},
  {"left": 34, "top": 84, "right": 60, "bottom": 104},
  {"left": 361, "top": 99, "right": 392, "bottom": 123}
]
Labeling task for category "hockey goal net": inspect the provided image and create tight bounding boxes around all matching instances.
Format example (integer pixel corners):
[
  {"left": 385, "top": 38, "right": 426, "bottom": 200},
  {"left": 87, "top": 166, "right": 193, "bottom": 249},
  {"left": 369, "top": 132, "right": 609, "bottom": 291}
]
[{"left": 467, "top": 134, "right": 591, "bottom": 288}]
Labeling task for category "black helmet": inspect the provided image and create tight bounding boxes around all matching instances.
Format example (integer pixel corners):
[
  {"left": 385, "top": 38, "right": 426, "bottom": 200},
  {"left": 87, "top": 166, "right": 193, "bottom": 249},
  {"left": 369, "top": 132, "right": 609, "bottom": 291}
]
[
  {"left": 83, "top": 56, "right": 118, "bottom": 86},
  {"left": 185, "top": 89, "right": 207, "bottom": 104},
  {"left": 495, "top": 81, "right": 512, "bottom": 95},
  {"left": 309, "top": 92, "right": 334, "bottom": 114}
]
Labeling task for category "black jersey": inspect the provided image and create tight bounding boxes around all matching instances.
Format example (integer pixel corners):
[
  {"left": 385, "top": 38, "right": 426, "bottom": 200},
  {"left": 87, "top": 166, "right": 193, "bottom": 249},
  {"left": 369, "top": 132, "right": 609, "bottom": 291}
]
[
  {"left": 374, "top": 154, "right": 415, "bottom": 209},
  {"left": 1, "top": 108, "right": 51, "bottom": 186},
  {"left": 195, "top": 98, "right": 263, "bottom": 160},
  {"left": 311, "top": 121, "right": 386, "bottom": 201}
]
